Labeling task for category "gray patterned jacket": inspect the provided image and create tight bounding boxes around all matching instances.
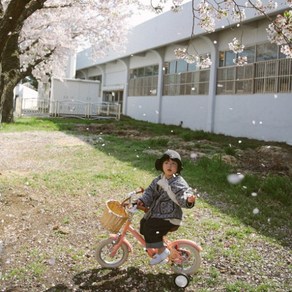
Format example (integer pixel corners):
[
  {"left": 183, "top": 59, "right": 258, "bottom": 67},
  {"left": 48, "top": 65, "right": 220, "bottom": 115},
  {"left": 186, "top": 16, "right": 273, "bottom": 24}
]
[{"left": 139, "top": 174, "right": 195, "bottom": 221}]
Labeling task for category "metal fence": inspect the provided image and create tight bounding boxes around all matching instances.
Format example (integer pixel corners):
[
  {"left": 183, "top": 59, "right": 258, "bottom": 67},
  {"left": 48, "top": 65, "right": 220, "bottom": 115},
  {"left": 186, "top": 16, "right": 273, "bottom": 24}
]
[{"left": 19, "top": 98, "right": 121, "bottom": 120}]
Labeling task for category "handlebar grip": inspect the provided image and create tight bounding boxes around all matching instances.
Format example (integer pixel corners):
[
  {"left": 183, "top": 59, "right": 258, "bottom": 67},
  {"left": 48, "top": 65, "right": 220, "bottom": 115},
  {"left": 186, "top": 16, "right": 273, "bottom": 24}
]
[
  {"left": 135, "top": 187, "right": 144, "bottom": 194},
  {"left": 136, "top": 205, "right": 149, "bottom": 213}
]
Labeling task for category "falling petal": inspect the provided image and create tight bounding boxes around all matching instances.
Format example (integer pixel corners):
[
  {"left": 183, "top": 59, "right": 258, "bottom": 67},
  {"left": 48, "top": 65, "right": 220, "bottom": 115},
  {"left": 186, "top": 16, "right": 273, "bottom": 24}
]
[
  {"left": 190, "top": 153, "right": 197, "bottom": 159},
  {"left": 251, "top": 192, "right": 257, "bottom": 197},
  {"left": 227, "top": 173, "right": 244, "bottom": 184},
  {"left": 253, "top": 208, "right": 259, "bottom": 214}
]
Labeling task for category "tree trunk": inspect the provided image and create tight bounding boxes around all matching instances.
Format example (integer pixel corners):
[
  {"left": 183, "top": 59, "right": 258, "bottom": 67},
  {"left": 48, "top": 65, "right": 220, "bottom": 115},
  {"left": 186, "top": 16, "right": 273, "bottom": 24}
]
[
  {"left": 1, "top": 83, "right": 15, "bottom": 123},
  {"left": 0, "top": 33, "right": 21, "bottom": 123},
  {"left": 0, "top": 0, "right": 42, "bottom": 123}
]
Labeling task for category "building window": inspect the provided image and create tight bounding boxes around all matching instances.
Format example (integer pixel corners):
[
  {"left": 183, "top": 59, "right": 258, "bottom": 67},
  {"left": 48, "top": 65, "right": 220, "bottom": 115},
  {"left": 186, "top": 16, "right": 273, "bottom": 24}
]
[
  {"left": 256, "top": 43, "right": 278, "bottom": 61},
  {"left": 218, "top": 42, "right": 292, "bottom": 94},
  {"left": 217, "top": 58, "right": 292, "bottom": 94},
  {"left": 219, "top": 46, "right": 256, "bottom": 67},
  {"left": 176, "top": 60, "right": 188, "bottom": 73},
  {"left": 129, "top": 65, "right": 159, "bottom": 96},
  {"left": 163, "top": 59, "right": 210, "bottom": 95}
]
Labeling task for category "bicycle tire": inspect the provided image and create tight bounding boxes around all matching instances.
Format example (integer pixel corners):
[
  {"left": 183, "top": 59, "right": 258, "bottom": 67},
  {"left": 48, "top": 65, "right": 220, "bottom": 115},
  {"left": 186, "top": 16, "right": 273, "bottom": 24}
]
[
  {"left": 95, "top": 238, "right": 129, "bottom": 268},
  {"left": 169, "top": 241, "right": 201, "bottom": 275}
]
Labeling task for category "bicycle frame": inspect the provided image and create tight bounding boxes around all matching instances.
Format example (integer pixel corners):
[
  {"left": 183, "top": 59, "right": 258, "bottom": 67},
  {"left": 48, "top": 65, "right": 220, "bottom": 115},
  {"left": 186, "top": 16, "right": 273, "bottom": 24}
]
[
  {"left": 108, "top": 217, "right": 157, "bottom": 258},
  {"left": 107, "top": 214, "right": 202, "bottom": 261}
]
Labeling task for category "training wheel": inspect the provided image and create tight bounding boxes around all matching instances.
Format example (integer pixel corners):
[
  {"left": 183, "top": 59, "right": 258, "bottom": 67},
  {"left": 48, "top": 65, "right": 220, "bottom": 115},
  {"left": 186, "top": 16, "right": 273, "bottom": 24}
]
[{"left": 174, "top": 273, "right": 189, "bottom": 288}]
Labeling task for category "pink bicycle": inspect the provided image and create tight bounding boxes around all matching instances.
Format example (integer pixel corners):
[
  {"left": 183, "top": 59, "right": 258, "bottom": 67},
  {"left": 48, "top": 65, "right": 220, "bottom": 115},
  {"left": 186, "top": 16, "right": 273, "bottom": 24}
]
[{"left": 96, "top": 188, "right": 202, "bottom": 288}]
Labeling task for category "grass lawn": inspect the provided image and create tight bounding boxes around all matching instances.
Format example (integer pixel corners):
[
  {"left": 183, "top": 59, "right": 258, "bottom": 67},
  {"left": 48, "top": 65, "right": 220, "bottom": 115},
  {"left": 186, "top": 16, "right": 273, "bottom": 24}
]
[{"left": 0, "top": 116, "right": 291, "bottom": 291}]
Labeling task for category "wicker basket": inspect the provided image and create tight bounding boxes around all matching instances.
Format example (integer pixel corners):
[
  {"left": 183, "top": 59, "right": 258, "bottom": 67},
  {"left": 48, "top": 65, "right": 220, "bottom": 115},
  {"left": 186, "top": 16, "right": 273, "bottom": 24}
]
[{"left": 100, "top": 200, "right": 128, "bottom": 233}]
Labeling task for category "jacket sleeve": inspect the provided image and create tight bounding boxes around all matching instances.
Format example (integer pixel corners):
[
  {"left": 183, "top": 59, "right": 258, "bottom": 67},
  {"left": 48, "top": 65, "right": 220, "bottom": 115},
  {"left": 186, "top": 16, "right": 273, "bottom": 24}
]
[
  {"left": 170, "top": 176, "right": 195, "bottom": 209},
  {"left": 139, "top": 177, "right": 160, "bottom": 207}
]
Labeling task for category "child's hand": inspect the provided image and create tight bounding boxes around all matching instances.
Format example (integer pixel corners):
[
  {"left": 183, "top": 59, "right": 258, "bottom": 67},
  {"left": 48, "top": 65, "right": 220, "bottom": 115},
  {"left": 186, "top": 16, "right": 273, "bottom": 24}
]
[
  {"left": 136, "top": 199, "right": 145, "bottom": 208},
  {"left": 187, "top": 194, "right": 196, "bottom": 203}
]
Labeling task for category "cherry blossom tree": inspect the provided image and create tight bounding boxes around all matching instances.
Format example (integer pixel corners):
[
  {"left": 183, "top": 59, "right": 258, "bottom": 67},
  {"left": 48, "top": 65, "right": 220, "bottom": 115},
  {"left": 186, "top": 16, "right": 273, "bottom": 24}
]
[
  {"left": 151, "top": 0, "right": 292, "bottom": 66},
  {"left": 0, "top": 0, "right": 144, "bottom": 123}
]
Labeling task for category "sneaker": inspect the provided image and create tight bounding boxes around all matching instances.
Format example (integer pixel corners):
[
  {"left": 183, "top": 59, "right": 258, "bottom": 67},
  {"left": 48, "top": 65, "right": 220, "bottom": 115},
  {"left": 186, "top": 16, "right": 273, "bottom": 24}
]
[{"left": 150, "top": 248, "right": 170, "bottom": 265}]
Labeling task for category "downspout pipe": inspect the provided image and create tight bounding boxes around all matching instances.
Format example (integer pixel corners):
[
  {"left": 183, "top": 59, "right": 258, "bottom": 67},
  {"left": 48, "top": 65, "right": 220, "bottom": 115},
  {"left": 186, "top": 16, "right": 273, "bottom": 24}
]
[
  {"left": 150, "top": 49, "right": 165, "bottom": 124},
  {"left": 200, "top": 35, "right": 218, "bottom": 133},
  {"left": 119, "top": 58, "right": 130, "bottom": 115}
]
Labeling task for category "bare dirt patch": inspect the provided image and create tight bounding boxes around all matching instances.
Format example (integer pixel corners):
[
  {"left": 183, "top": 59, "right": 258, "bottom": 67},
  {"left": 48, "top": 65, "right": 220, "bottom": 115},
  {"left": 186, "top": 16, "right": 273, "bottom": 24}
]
[{"left": 0, "top": 132, "right": 103, "bottom": 291}]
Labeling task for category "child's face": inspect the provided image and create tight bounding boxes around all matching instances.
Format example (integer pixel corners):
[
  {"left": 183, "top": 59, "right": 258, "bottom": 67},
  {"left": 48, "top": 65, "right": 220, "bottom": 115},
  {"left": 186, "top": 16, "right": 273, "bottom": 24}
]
[{"left": 162, "top": 159, "right": 178, "bottom": 178}]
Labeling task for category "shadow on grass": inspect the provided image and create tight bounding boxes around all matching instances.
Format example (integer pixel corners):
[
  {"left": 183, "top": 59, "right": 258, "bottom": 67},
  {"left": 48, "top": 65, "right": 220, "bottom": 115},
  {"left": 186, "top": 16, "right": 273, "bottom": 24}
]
[{"left": 45, "top": 267, "right": 186, "bottom": 292}]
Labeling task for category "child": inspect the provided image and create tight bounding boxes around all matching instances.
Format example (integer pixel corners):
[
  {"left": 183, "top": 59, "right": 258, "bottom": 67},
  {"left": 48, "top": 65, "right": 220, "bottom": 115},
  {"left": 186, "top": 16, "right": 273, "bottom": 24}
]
[{"left": 136, "top": 149, "right": 196, "bottom": 265}]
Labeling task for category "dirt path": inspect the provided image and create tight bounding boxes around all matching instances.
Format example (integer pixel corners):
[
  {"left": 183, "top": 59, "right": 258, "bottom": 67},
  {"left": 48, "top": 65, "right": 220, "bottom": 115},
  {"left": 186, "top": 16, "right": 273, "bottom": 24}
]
[{"left": 0, "top": 132, "right": 104, "bottom": 291}]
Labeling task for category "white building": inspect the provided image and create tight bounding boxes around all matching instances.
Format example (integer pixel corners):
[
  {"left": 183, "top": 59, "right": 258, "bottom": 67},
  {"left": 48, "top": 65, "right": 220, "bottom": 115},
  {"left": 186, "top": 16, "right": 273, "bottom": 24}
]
[
  {"left": 14, "top": 83, "right": 39, "bottom": 116},
  {"left": 75, "top": 1, "right": 292, "bottom": 145}
]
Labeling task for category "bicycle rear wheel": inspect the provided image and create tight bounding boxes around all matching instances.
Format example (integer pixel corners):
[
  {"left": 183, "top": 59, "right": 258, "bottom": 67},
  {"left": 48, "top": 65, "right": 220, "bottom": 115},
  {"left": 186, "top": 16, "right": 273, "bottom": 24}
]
[
  {"left": 95, "top": 238, "right": 129, "bottom": 268},
  {"left": 169, "top": 241, "right": 201, "bottom": 275}
]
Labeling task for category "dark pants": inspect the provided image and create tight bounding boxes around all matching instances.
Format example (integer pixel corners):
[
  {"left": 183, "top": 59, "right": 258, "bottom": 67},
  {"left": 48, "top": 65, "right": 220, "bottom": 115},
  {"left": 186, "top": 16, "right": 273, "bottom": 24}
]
[{"left": 140, "top": 218, "right": 179, "bottom": 248}]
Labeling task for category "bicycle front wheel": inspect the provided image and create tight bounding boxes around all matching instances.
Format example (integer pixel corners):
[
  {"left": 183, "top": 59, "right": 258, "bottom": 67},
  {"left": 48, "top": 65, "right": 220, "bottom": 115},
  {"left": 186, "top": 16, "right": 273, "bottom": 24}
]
[
  {"left": 169, "top": 241, "right": 201, "bottom": 275},
  {"left": 95, "top": 238, "right": 129, "bottom": 268}
]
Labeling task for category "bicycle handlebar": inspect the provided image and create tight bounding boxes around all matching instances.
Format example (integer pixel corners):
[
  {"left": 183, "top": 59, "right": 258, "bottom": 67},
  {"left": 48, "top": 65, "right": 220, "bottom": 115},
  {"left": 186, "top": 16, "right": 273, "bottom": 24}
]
[
  {"left": 121, "top": 187, "right": 144, "bottom": 206},
  {"left": 127, "top": 187, "right": 144, "bottom": 197}
]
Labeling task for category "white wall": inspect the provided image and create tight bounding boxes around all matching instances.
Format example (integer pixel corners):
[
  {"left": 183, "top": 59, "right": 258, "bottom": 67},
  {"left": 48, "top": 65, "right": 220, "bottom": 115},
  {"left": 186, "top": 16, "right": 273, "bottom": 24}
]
[
  {"left": 19, "top": 85, "right": 38, "bottom": 99},
  {"left": 130, "top": 51, "right": 159, "bottom": 68},
  {"left": 50, "top": 78, "right": 101, "bottom": 103},
  {"left": 213, "top": 93, "right": 292, "bottom": 144},
  {"left": 127, "top": 96, "right": 160, "bottom": 123},
  {"left": 126, "top": 92, "right": 292, "bottom": 145},
  {"left": 126, "top": 95, "right": 211, "bottom": 131},
  {"left": 103, "top": 61, "right": 127, "bottom": 89},
  {"left": 160, "top": 96, "right": 209, "bottom": 130}
]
